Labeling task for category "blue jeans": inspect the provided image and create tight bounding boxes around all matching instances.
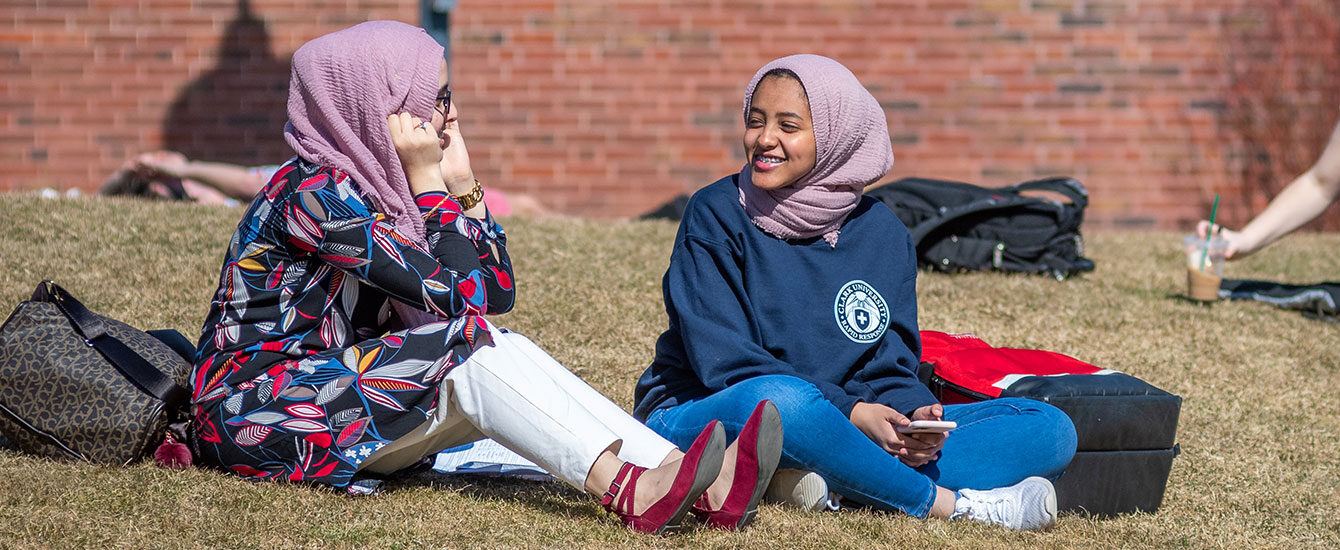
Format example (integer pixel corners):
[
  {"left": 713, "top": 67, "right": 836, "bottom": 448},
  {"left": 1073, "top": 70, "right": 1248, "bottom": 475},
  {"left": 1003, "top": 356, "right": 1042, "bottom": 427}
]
[{"left": 644, "top": 375, "right": 1077, "bottom": 518}]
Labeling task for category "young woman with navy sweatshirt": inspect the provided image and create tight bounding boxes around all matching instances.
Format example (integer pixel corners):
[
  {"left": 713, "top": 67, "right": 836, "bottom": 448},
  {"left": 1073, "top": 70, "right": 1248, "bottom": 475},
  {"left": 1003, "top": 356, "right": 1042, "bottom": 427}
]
[{"left": 633, "top": 54, "right": 1078, "bottom": 531}]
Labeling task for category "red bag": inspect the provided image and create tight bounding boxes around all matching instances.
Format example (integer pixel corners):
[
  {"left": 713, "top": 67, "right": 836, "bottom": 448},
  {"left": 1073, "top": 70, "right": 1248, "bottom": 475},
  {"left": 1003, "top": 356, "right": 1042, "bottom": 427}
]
[
  {"left": 919, "top": 331, "right": 1115, "bottom": 403},
  {"left": 917, "top": 330, "right": 1182, "bottom": 517}
]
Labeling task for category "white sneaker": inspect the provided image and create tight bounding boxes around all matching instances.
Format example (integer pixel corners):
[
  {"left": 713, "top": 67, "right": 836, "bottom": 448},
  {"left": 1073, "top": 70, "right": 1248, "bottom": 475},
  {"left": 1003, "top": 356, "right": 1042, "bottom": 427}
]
[
  {"left": 763, "top": 469, "right": 834, "bottom": 512},
  {"left": 951, "top": 476, "right": 1058, "bottom": 531}
]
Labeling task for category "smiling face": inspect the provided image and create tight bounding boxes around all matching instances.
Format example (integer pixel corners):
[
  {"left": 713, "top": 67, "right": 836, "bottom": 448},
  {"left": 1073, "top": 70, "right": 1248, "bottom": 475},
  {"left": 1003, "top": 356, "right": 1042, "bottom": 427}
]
[{"left": 743, "top": 73, "right": 817, "bottom": 191}]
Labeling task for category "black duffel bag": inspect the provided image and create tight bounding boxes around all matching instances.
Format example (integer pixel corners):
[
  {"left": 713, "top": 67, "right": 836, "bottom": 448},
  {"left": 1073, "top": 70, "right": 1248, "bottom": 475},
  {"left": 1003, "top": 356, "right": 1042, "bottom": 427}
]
[
  {"left": 0, "top": 281, "right": 191, "bottom": 464},
  {"left": 866, "top": 176, "right": 1095, "bottom": 279}
]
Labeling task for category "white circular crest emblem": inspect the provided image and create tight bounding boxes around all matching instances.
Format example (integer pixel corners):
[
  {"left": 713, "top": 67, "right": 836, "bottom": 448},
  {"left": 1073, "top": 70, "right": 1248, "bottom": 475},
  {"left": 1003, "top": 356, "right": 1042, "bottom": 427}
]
[{"left": 834, "top": 280, "right": 889, "bottom": 343}]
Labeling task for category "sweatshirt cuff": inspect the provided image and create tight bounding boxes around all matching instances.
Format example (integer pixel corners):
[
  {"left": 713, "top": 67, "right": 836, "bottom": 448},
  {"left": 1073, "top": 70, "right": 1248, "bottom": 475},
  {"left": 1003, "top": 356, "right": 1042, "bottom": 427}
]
[
  {"left": 414, "top": 191, "right": 502, "bottom": 239},
  {"left": 414, "top": 191, "right": 460, "bottom": 216},
  {"left": 890, "top": 396, "right": 940, "bottom": 418}
]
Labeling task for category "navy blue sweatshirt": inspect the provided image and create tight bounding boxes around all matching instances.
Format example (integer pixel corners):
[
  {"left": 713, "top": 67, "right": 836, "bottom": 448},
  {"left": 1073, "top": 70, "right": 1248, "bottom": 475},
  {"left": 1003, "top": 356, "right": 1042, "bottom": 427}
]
[{"left": 633, "top": 174, "right": 937, "bottom": 420}]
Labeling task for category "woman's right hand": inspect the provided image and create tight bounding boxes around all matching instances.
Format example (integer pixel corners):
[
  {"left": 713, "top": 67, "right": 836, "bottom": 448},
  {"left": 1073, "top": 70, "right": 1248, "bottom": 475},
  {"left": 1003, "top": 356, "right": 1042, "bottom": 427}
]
[
  {"left": 1196, "top": 220, "right": 1248, "bottom": 260},
  {"left": 388, "top": 112, "right": 446, "bottom": 194}
]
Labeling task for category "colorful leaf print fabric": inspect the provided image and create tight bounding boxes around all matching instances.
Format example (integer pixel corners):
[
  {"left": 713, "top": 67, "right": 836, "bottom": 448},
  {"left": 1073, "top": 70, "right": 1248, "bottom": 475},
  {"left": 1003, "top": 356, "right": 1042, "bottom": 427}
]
[{"left": 190, "top": 157, "right": 514, "bottom": 488}]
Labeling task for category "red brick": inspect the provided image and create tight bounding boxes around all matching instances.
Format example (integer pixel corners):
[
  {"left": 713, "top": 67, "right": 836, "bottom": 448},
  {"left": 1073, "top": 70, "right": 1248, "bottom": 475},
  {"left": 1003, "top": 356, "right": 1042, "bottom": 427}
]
[{"left": 0, "top": 0, "right": 1334, "bottom": 227}]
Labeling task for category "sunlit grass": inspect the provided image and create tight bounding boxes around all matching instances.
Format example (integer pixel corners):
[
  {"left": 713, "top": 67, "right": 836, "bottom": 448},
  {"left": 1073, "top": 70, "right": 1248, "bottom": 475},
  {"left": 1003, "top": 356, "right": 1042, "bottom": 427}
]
[{"left": 1, "top": 194, "right": 1336, "bottom": 548}]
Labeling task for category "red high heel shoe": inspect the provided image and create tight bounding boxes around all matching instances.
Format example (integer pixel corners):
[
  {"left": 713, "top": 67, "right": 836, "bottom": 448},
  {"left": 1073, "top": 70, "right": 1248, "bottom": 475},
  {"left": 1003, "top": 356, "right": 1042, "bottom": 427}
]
[
  {"left": 691, "top": 400, "right": 784, "bottom": 530},
  {"left": 601, "top": 420, "right": 725, "bottom": 534}
]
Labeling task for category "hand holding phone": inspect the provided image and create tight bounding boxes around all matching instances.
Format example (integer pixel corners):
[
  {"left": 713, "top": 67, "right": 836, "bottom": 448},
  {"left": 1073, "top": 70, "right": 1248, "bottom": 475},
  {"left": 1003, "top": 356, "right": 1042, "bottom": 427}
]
[{"left": 895, "top": 420, "right": 957, "bottom": 434}]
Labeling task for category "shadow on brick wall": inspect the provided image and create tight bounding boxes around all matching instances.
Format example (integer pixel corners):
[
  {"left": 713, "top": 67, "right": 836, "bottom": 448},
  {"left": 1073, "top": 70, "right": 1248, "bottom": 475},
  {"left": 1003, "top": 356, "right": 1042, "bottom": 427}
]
[{"left": 163, "top": 0, "right": 291, "bottom": 167}]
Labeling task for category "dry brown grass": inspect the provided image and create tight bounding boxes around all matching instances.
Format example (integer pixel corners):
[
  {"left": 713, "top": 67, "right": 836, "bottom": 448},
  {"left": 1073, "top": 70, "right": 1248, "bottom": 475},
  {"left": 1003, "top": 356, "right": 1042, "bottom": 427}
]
[{"left": 0, "top": 194, "right": 1337, "bottom": 548}]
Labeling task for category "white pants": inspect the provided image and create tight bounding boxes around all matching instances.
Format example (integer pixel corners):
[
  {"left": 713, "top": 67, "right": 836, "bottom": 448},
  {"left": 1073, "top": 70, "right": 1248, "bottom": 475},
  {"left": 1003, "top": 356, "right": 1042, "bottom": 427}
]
[{"left": 357, "top": 329, "right": 678, "bottom": 489}]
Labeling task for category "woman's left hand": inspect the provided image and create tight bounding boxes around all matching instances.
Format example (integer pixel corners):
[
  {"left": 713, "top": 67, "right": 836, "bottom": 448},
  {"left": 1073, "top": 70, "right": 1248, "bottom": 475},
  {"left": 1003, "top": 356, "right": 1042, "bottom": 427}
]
[
  {"left": 439, "top": 120, "right": 475, "bottom": 195},
  {"left": 900, "top": 404, "right": 948, "bottom": 467}
]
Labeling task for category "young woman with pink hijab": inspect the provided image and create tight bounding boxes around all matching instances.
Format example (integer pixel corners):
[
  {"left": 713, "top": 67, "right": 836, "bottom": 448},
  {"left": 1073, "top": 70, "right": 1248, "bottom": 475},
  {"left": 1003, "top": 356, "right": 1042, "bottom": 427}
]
[
  {"left": 633, "top": 54, "right": 1077, "bottom": 530},
  {"left": 188, "top": 21, "right": 780, "bottom": 534}
]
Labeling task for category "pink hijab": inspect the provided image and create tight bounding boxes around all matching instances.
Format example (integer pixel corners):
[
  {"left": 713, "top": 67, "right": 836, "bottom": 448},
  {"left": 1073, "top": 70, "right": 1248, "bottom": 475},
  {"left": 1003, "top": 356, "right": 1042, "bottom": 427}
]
[
  {"left": 738, "top": 54, "right": 895, "bottom": 247},
  {"left": 283, "top": 21, "right": 444, "bottom": 327}
]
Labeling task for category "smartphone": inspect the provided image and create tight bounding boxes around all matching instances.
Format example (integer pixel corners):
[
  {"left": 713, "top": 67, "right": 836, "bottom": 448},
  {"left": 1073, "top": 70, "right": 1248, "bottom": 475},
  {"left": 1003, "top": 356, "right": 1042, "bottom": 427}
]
[{"left": 895, "top": 420, "right": 957, "bottom": 434}]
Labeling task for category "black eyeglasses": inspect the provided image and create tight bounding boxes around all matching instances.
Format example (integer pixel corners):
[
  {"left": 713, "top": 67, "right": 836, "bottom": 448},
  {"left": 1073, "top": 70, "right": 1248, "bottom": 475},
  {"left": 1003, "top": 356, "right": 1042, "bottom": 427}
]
[{"left": 435, "top": 89, "right": 452, "bottom": 118}]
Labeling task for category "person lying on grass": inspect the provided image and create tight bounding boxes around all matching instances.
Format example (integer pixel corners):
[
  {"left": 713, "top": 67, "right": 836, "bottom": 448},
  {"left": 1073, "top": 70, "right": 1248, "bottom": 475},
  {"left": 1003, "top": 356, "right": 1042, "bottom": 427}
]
[
  {"left": 101, "top": 150, "right": 539, "bottom": 215},
  {"left": 188, "top": 21, "right": 781, "bottom": 535},
  {"left": 99, "top": 150, "right": 274, "bottom": 206},
  {"left": 632, "top": 54, "right": 1078, "bottom": 531}
]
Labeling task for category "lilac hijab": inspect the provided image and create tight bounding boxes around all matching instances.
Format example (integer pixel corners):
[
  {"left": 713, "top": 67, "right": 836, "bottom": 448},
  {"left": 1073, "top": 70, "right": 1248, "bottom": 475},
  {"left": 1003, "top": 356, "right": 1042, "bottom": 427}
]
[
  {"left": 738, "top": 54, "right": 895, "bottom": 247},
  {"left": 284, "top": 21, "right": 444, "bottom": 327}
]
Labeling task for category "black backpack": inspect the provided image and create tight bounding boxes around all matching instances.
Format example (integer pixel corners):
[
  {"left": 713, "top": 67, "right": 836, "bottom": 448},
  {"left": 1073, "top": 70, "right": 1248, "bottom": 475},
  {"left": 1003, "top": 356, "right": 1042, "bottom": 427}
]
[{"left": 865, "top": 176, "right": 1095, "bottom": 279}]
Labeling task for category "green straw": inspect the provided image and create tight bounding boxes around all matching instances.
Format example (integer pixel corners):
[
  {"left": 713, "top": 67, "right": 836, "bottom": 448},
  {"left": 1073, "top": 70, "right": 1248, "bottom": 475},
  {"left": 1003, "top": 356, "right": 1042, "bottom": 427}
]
[{"left": 1200, "top": 194, "right": 1220, "bottom": 270}]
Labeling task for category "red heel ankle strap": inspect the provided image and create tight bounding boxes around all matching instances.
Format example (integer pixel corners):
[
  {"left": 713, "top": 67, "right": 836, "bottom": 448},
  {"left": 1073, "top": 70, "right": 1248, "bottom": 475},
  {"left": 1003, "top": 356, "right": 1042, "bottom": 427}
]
[{"left": 600, "top": 462, "right": 641, "bottom": 513}]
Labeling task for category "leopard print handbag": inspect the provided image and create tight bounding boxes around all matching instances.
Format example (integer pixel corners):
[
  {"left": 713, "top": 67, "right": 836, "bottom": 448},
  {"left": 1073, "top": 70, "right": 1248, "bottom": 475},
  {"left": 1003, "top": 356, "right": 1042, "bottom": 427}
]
[{"left": 0, "top": 281, "right": 191, "bottom": 465}]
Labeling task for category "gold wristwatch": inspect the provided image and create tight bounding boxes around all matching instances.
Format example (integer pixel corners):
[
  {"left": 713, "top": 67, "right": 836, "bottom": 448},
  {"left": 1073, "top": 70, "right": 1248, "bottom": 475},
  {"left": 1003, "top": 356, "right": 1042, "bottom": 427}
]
[{"left": 451, "top": 179, "right": 484, "bottom": 210}]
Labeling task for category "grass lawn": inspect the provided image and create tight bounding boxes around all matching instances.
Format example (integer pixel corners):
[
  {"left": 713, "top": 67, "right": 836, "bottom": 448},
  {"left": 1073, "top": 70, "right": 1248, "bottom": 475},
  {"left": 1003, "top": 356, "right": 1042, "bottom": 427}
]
[{"left": 0, "top": 194, "right": 1337, "bottom": 548}]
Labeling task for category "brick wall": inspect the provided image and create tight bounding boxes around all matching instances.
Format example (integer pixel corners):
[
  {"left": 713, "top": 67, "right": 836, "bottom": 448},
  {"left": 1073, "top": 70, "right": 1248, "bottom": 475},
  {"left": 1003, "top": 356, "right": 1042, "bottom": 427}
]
[
  {"left": 2, "top": 0, "right": 417, "bottom": 195},
  {"left": 6, "top": 0, "right": 1339, "bottom": 230}
]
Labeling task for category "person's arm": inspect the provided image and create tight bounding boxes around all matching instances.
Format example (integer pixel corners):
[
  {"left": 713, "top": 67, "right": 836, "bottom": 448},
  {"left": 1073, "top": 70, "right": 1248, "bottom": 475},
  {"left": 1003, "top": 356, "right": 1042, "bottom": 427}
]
[
  {"left": 1201, "top": 117, "right": 1340, "bottom": 259},
  {"left": 847, "top": 332, "right": 946, "bottom": 467},
  {"left": 279, "top": 178, "right": 512, "bottom": 319},
  {"left": 134, "top": 151, "right": 267, "bottom": 201},
  {"left": 437, "top": 120, "right": 489, "bottom": 220},
  {"left": 841, "top": 273, "right": 937, "bottom": 415},
  {"left": 264, "top": 112, "right": 511, "bottom": 318},
  {"left": 387, "top": 111, "right": 513, "bottom": 314},
  {"left": 416, "top": 191, "right": 514, "bottom": 314},
  {"left": 841, "top": 233, "right": 943, "bottom": 465}
]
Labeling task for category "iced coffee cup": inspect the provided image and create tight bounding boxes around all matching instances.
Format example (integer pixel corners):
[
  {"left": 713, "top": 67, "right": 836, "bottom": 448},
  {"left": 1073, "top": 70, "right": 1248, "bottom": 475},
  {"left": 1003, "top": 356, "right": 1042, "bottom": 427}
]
[{"left": 1184, "top": 234, "right": 1227, "bottom": 301}]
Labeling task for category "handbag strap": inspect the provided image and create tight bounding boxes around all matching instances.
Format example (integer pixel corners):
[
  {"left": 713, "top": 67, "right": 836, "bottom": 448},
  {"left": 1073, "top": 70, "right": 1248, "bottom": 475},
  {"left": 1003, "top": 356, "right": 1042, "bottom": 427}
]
[{"left": 32, "top": 281, "right": 189, "bottom": 406}]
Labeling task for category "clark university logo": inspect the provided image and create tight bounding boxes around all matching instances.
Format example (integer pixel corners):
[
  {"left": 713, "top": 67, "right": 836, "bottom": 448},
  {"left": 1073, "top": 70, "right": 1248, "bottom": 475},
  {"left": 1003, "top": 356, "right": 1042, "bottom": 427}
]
[{"left": 834, "top": 280, "right": 889, "bottom": 343}]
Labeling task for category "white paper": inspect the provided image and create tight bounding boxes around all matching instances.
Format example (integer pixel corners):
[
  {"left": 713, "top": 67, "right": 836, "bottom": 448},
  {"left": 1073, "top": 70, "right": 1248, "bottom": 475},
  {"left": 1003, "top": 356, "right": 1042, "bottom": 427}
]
[{"left": 431, "top": 438, "right": 554, "bottom": 482}]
